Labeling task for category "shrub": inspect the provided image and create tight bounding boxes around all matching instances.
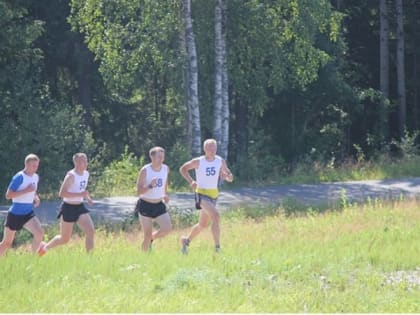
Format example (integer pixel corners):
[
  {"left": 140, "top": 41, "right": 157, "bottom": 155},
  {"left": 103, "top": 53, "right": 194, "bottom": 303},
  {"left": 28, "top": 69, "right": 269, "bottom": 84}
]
[{"left": 91, "top": 147, "right": 144, "bottom": 197}]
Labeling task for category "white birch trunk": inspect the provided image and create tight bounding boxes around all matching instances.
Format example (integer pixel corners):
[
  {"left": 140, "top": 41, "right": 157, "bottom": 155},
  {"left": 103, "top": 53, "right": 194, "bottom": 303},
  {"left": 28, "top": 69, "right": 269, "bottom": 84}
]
[
  {"left": 220, "top": 0, "right": 229, "bottom": 160},
  {"left": 213, "top": 0, "right": 223, "bottom": 150},
  {"left": 183, "top": 0, "right": 201, "bottom": 155}
]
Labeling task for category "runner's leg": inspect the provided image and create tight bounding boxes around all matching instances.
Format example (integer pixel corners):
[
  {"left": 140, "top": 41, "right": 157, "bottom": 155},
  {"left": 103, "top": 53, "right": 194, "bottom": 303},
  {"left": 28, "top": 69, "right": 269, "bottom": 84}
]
[
  {"left": 152, "top": 212, "right": 172, "bottom": 240},
  {"left": 187, "top": 209, "right": 210, "bottom": 242},
  {"left": 77, "top": 213, "right": 95, "bottom": 252},
  {"left": 45, "top": 219, "right": 74, "bottom": 250},
  {"left": 0, "top": 227, "right": 16, "bottom": 256},
  {"left": 200, "top": 199, "right": 220, "bottom": 247},
  {"left": 140, "top": 215, "right": 153, "bottom": 251},
  {"left": 23, "top": 216, "right": 44, "bottom": 252}
]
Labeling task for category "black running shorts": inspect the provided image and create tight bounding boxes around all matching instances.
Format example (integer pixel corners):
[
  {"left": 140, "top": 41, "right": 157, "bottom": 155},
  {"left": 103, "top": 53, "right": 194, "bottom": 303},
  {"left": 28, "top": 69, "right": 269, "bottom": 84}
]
[
  {"left": 135, "top": 199, "right": 167, "bottom": 219},
  {"left": 5, "top": 211, "right": 35, "bottom": 231},
  {"left": 57, "top": 202, "right": 90, "bottom": 223}
]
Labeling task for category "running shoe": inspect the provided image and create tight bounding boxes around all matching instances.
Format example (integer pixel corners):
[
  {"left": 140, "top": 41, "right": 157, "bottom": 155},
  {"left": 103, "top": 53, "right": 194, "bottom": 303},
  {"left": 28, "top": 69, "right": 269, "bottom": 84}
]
[
  {"left": 180, "top": 236, "right": 190, "bottom": 255},
  {"left": 37, "top": 241, "right": 47, "bottom": 257}
]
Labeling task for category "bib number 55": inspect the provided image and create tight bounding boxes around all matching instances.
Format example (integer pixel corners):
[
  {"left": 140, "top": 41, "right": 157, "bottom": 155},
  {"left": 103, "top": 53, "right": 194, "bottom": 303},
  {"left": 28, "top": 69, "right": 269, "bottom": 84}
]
[{"left": 205, "top": 167, "right": 216, "bottom": 176}]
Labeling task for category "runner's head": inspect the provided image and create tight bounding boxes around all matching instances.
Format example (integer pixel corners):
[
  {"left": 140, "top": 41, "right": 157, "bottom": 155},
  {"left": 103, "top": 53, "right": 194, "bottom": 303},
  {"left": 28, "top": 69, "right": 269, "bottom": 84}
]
[
  {"left": 73, "top": 153, "right": 88, "bottom": 171},
  {"left": 24, "top": 154, "right": 40, "bottom": 175},
  {"left": 203, "top": 139, "right": 217, "bottom": 158},
  {"left": 149, "top": 146, "right": 165, "bottom": 165}
]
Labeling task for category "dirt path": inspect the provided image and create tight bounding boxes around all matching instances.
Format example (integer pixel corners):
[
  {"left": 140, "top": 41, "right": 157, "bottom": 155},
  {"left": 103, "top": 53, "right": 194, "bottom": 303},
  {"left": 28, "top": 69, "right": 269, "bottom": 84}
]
[{"left": 1, "top": 177, "right": 420, "bottom": 224}]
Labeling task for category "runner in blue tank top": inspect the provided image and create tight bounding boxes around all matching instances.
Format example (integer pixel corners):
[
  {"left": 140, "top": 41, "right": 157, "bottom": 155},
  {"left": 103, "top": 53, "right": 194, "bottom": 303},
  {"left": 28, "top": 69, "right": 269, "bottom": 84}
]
[{"left": 0, "top": 154, "right": 44, "bottom": 256}]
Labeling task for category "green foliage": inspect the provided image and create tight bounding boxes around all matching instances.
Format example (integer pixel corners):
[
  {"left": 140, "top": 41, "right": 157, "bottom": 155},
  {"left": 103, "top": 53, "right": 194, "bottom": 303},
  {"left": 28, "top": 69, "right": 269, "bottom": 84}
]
[
  {"left": 3, "top": 0, "right": 420, "bottom": 201},
  {"left": 287, "top": 154, "right": 420, "bottom": 185},
  {"left": 169, "top": 207, "right": 199, "bottom": 229},
  {"left": 164, "top": 141, "right": 191, "bottom": 190},
  {"left": 232, "top": 130, "right": 287, "bottom": 184},
  {"left": 0, "top": 1, "right": 96, "bottom": 201},
  {"left": 389, "top": 130, "right": 420, "bottom": 159},
  {"left": 91, "top": 143, "right": 191, "bottom": 198},
  {"left": 92, "top": 147, "right": 144, "bottom": 197},
  {"left": 70, "top": 0, "right": 182, "bottom": 97}
]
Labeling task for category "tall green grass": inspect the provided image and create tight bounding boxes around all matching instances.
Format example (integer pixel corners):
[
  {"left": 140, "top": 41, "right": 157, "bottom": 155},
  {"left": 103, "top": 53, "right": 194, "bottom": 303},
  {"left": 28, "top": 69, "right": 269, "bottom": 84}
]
[{"left": 0, "top": 199, "right": 419, "bottom": 312}]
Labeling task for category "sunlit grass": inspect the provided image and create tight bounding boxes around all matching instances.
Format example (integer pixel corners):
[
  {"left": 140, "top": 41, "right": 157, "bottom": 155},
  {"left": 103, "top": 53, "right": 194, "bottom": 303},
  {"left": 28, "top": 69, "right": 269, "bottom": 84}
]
[
  {"left": 286, "top": 156, "right": 420, "bottom": 185},
  {"left": 0, "top": 199, "right": 419, "bottom": 312}
]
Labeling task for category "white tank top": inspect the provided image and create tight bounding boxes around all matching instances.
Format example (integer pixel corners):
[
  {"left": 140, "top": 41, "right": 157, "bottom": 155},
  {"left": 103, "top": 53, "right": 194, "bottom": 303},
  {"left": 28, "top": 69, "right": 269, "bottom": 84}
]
[
  {"left": 63, "top": 169, "right": 89, "bottom": 203},
  {"left": 195, "top": 155, "right": 222, "bottom": 189},
  {"left": 12, "top": 171, "right": 39, "bottom": 204},
  {"left": 140, "top": 164, "right": 168, "bottom": 200}
]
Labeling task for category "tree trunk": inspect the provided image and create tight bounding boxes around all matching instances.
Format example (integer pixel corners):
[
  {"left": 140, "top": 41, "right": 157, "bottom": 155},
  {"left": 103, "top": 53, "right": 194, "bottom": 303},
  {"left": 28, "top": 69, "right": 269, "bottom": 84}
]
[
  {"left": 213, "top": 0, "right": 223, "bottom": 149},
  {"left": 75, "top": 41, "right": 93, "bottom": 127},
  {"left": 234, "top": 96, "right": 248, "bottom": 166},
  {"left": 335, "top": 0, "right": 342, "bottom": 10},
  {"left": 412, "top": 2, "right": 419, "bottom": 130},
  {"left": 414, "top": 50, "right": 418, "bottom": 130},
  {"left": 220, "top": 0, "right": 229, "bottom": 160},
  {"left": 183, "top": 0, "right": 201, "bottom": 156},
  {"left": 379, "top": 0, "right": 389, "bottom": 140},
  {"left": 179, "top": 24, "right": 192, "bottom": 151},
  {"left": 77, "top": 67, "right": 92, "bottom": 126},
  {"left": 396, "top": 0, "right": 406, "bottom": 137}
]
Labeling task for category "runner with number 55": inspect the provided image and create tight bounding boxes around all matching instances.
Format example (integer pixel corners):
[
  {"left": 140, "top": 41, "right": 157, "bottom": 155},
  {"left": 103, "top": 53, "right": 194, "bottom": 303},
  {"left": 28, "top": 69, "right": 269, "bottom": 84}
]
[{"left": 179, "top": 139, "right": 233, "bottom": 254}]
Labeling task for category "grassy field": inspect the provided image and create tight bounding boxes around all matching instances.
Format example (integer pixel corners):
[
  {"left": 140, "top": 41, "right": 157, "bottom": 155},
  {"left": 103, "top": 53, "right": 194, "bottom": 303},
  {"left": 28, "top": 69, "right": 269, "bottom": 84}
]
[{"left": 0, "top": 199, "right": 419, "bottom": 312}]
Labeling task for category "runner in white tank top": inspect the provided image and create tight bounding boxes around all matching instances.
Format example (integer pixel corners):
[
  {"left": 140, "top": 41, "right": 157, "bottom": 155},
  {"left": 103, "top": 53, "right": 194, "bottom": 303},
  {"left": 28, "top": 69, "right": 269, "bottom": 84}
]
[
  {"left": 179, "top": 139, "right": 234, "bottom": 254},
  {"left": 63, "top": 169, "right": 89, "bottom": 204},
  {"left": 195, "top": 155, "right": 222, "bottom": 199},
  {"left": 38, "top": 153, "right": 95, "bottom": 256},
  {"left": 140, "top": 164, "right": 168, "bottom": 201},
  {"left": 135, "top": 146, "right": 172, "bottom": 252}
]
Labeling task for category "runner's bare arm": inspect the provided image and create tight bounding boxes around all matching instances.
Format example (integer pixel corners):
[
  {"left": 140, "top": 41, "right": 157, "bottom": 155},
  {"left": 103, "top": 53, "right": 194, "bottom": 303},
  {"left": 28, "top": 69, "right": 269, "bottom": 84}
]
[
  {"left": 220, "top": 159, "right": 234, "bottom": 182},
  {"left": 136, "top": 167, "right": 153, "bottom": 196},
  {"left": 164, "top": 166, "right": 170, "bottom": 203},
  {"left": 179, "top": 158, "right": 200, "bottom": 189},
  {"left": 59, "top": 173, "right": 84, "bottom": 199},
  {"left": 5, "top": 184, "right": 36, "bottom": 199},
  {"left": 33, "top": 194, "right": 41, "bottom": 207},
  {"left": 84, "top": 190, "right": 93, "bottom": 205}
]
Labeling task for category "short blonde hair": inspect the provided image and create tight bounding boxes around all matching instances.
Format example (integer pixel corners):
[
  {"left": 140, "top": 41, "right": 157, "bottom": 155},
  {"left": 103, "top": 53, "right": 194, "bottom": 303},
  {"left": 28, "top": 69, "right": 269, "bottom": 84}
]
[
  {"left": 72, "top": 152, "right": 87, "bottom": 163},
  {"left": 25, "top": 154, "right": 40, "bottom": 164},
  {"left": 149, "top": 146, "right": 165, "bottom": 157},
  {"left": 203, "top": 139, "right": 217, "bottom": 147}
]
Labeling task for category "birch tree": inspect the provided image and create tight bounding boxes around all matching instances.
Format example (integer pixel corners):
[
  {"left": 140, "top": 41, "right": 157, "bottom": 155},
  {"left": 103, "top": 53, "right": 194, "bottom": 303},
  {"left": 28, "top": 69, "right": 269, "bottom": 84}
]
[
  {"left": 220, "top": 0, "right": 229, "bottom": 160},
  {"left": 183, "top": 0, "right": 202, "bottom": 156},
  {"left": 213, "top": 0, "right": 229, "bottom": 159},
  {"left": 213, "top": 0, "right": 223, "bottom": 155}
]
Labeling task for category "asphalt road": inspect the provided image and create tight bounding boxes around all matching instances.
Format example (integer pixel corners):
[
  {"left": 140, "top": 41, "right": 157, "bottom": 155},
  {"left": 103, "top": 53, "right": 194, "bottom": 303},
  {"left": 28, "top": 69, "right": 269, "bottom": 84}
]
[{"left": 1, "top": 177, "right": 420, "bottom": 224}]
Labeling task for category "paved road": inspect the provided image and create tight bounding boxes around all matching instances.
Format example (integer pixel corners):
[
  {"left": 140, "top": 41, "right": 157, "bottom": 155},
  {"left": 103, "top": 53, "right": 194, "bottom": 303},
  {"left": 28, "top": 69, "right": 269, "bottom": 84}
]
[{"left": 1, "top": 177, "right": 420, "bottom": 224}]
